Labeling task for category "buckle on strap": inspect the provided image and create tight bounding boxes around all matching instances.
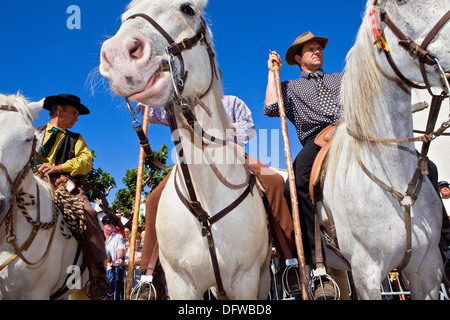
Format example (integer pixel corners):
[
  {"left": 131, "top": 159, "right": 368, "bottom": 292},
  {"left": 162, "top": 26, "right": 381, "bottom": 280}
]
[{"left": 189, "top": 200, "right": 211, "bottom": 233}]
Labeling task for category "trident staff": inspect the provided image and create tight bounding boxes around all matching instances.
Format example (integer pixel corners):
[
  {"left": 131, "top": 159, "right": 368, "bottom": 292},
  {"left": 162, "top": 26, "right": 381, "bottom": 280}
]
[
  {"left": 270, "top": 52, "right": 309, "bottom": 300},
  {"left": 125, "top": 104, "right": 150, "bottom": 300},
  {"left": 265, "top": 32, "right": 343, "bottom": 300}
]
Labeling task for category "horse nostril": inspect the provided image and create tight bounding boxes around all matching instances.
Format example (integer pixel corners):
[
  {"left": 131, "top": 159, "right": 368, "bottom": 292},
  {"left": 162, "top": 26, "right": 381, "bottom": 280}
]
[{"left": 129, "top": 39, "right": 144, "bottom": 59}]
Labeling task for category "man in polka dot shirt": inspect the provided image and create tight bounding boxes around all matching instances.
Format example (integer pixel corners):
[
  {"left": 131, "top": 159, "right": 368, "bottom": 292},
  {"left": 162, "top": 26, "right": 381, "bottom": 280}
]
[
  {"left": 264, "top": 32, "right": 343, "bottom": 300},
  {"left": 35, "top": 94, "right": 109, "bottom": 299}
]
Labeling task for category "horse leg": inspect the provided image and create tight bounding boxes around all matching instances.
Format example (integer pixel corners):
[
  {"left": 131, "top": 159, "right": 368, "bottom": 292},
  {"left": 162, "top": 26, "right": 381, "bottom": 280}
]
[
  {"left": 227, "top": 268, "right": 262, "bottom": 300},
  {"left": 405, "top": 247, "right": 443, "bottom": 300},
  {"left": 159, "top": 253, "right": 205, "bottom": 300},
  {"left": 257, "top": 252, "right": 272, "bottom": 300},
  {"left": 350, "top": 256, "right": 384, "bottom": 300}
]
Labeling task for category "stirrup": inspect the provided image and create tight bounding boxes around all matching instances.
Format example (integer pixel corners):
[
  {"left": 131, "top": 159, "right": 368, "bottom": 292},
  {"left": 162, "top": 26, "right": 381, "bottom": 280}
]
[
  {"left": 85, "top": 276, "right": 110, "bottom": 300},
  {"left": 310, "top": 266, "right": 340, "bottom": 300},
  {"left": 131, "top": 275, "right": 158, "bottom": 300},
  {"left": 281, "top": 258, "right": 302, "bottom": 295}
]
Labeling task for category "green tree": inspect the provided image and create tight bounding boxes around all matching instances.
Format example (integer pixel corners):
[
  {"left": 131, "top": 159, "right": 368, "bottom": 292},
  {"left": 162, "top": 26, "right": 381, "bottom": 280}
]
[
  {"left": 112, "top": 144, "right": 171, "bottom": 222},
  {"left": 80, "top": 150, "right": 116, "bottom": 214}
]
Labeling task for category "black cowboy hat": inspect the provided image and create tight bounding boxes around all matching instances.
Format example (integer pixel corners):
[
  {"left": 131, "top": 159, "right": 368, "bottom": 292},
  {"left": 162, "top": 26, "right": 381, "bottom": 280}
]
[
  {"left": 43, "top": 94, "right": 90, "bottom": 115},
  {"left": 101, "top": 215, "right": 115, "bottom": 225}
]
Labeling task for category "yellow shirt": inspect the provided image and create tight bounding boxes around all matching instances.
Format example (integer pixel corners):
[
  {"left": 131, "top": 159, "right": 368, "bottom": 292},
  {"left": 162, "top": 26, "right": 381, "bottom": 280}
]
[{"left": 41, "top": 123, "right": 93, "bottom": 177}]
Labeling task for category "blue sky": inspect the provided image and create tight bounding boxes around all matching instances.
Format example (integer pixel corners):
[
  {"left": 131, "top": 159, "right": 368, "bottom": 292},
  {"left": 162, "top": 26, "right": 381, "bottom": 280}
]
[{"left": 0, "top": 1, "right": 366, "bottom": 203}]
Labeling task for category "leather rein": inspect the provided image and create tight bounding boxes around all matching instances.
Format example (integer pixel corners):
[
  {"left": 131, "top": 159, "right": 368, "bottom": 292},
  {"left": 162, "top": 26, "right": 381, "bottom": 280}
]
[
  {"left": 0, "top": 105, "right": 58, "bottom": 271},
  {"left": 347, "top": 2, "right": 450, "bottom": 270},
  {"left": 124, "top": 13, "right": 255, "bottom": 297}
]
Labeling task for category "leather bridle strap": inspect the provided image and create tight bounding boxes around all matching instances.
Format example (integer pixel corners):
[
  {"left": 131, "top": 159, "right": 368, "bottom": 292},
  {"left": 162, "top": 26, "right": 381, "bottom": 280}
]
[
  {"left": 420, "top": 10, "right": 450, "bottom": 95},
  {"left": 372, "top": 0, "right": 450, "bottom": 92},
  {"left": 126, "top": 13, "right": 209, "bottom": 95}
]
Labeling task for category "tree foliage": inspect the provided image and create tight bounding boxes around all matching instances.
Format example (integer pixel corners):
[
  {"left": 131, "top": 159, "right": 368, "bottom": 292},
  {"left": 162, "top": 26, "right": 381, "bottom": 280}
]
[
  {"left": 81, "top": 150, "right": 116, "bottom": 214},
  {"left": 111, "top": 144, "right": 171, "bottom": 220}
]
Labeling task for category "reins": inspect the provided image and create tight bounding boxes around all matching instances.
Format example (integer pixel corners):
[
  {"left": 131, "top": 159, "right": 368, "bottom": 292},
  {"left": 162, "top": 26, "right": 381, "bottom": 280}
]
[{"left": 0, "top": 105, "right": 56, "bottom": 271}]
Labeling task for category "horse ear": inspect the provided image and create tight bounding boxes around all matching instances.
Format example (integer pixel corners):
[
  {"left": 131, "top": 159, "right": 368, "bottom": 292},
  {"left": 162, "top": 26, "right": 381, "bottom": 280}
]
[{"left": 28, "top": 98, "right": 45, "bottom": 119}]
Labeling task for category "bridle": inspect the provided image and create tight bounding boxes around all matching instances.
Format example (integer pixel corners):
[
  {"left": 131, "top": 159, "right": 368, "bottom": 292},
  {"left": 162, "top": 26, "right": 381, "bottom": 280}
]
[
  {"left": 349, "top": 2, "right": 450, "bottom": 270},
  {"left": 371, "top": 0, "right": 450, "bottom": 96},
  {"left": 0, "top": 104, "right": 54, "bottom": 271},
  {"left": 126, "top": 13, "right": 218, "bottom": 104},
  {"left": 124, "top": 12, "right": 226, "bottom": 168},
  {"left": 0, "top": 105, "right": 34, "bottom": 201},
  {"left": 123, "top": 12, "right": 256, "bottom": 298}
]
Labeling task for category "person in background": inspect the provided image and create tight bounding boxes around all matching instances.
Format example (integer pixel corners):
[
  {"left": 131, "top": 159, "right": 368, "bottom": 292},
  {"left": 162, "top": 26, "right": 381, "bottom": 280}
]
[
  {"left": 439, "top": 181, "right": 450, "bottom": 216},
  {"left": 102, "top": 215, "right": 125, "bottom": 300}
]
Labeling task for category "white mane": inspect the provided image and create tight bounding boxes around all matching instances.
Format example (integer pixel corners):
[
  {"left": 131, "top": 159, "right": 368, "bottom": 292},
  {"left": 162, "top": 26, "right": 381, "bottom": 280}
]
[{"left": 325, "top": 3, "right": 389, "bottom": 181}]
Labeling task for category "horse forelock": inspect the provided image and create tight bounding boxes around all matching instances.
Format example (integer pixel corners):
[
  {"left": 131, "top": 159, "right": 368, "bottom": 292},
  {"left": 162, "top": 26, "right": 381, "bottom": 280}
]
[{"left": 0, "top": 93, "right": 33, "bottom": 124}]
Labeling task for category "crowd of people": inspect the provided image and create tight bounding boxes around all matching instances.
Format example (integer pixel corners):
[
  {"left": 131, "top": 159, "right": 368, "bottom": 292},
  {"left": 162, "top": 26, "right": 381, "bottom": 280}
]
[{"left": 101, "top": 215, "right": 144, "bottom": 300}]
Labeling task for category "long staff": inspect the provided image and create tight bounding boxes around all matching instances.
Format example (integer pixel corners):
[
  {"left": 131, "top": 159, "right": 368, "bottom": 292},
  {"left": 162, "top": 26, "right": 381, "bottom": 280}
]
[
  {"left": 125, "top": 104, "right": 150, "bottom": 300},
  {"left": 272, "top": 56, "right": 309, "bottom": 300}
]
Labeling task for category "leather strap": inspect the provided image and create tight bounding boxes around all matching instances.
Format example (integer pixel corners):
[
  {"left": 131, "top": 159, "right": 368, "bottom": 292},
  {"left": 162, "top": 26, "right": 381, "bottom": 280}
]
[{"left": 133, "top": 121, "right": 173, "bottom": 170}]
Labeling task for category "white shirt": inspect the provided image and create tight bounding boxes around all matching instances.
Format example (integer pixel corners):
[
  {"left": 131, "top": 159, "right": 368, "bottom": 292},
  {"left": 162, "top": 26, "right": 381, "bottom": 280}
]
[
  {"left": 106, "top": 232, "right": 125, "bottom": 262},
  {"left": 443, "top": 198, "right": 449, "bottom": 217}
]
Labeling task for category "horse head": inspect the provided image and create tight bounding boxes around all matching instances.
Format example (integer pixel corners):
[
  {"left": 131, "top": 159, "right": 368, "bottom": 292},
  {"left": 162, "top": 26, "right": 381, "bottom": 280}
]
[
  {"left": 0, "top": 94, "right": 42, "bottom": 220},
  {"left": 370, "top": 0, "right": 449, "bottom": 91},
  {"left": 100, "top": 0, "right": 216, "bottom": 108}
]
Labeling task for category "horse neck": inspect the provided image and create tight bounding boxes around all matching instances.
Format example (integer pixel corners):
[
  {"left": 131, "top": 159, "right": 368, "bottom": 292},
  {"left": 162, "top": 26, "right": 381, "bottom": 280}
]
[
  {"left": 172, "top": 85, "right": 247, "bottom": 198},
  {"left": 358, "top": 80, "right": 421, "bottom": 194},
  {"left": 173, "top": 81, "right": 228, "bottom": 163},
  {"left": 375, "top": 78, "right": 414, "bottom": 144}
]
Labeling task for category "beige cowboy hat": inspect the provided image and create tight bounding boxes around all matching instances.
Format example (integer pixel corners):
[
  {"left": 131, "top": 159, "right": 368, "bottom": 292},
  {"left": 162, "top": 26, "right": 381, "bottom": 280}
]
[{"left": 285, "top": 31, "right": 329, "bottom": 66}]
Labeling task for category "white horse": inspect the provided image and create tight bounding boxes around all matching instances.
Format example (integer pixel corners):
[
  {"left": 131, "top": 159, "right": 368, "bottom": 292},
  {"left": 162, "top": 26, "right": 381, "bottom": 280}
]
[
  {"left": 0, "top": 94, "right": 87, "bottom": 299},
  {"left": 100, "top": 0, "right": 271, "bottom": 299},
  {"left": 322, "top": 0, "right": 449, "bottom": 299}
]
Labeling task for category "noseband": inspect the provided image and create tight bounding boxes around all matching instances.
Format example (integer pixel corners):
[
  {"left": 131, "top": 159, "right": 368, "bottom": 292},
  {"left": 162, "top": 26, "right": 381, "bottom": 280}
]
[{"left": 371, "top": 0, "right": 450, "bottom": 95}]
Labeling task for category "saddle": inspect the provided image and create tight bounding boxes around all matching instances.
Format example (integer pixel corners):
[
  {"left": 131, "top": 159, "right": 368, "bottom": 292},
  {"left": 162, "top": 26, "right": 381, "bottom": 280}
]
[
  {"left": 309, "top": 122, "right": 351, "bottom": 269},
  {"left": 309, "top": 122, "right": 338, "bottom": 203}
]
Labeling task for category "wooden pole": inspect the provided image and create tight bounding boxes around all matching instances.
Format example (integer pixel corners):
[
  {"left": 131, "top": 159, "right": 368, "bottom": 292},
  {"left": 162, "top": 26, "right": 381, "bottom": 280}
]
[
  {"left": 273, "top": 60, "right": 309, "bottom": 300},
  {"left": 125, "top": 104, "right": 150, "bottom": 300}
]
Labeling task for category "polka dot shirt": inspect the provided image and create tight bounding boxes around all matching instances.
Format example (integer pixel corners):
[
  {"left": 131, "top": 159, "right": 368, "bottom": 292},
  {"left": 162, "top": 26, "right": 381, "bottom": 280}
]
[{"left": 263, "top": 69, "right": 343, "bottom": 146}]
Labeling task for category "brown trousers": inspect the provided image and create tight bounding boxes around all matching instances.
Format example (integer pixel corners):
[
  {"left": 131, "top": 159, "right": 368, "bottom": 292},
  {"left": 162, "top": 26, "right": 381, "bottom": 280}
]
[
  {"left": 140, "top": 157, "right": 296, "bottom": 270},
  {"left": 72, "top": 187, "right": 107, "bottom": 265}
]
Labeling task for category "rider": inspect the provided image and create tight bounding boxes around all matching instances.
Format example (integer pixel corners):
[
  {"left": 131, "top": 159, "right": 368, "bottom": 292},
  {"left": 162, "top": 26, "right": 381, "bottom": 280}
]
[
  {"left": 137, "top": 95, "right": 298, "bottom": 299},
  {"left": 35, "top": 94, "right": 109, "bottom": 299},
  {"left": 264, "top": 32, "right": 343, "bottom": 300}
]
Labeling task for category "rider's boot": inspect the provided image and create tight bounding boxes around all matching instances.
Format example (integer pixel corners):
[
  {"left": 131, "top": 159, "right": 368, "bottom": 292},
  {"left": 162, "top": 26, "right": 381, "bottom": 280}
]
[{"left": 85, "top": 261, "right": 110, "bottom": 300}]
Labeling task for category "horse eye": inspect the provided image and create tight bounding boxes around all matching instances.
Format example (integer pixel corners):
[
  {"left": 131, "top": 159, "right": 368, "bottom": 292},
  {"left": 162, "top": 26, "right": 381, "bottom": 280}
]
[{"left": 180, "top": 3, "right": 195, "bottom": 16}]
